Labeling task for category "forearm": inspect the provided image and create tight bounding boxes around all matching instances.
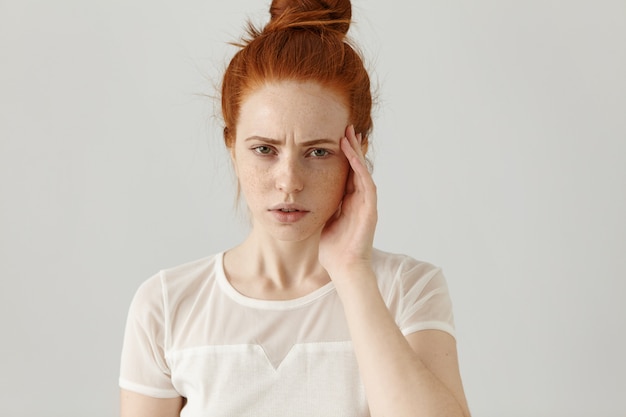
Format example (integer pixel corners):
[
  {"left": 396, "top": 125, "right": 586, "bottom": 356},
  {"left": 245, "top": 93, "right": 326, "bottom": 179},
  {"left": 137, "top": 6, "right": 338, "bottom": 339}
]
[
  {"left": 120, "top": 389, "right": 184, "bottom": 417},
  {"left": 332, "top": 265, "right": 469, "bottom": 417}
]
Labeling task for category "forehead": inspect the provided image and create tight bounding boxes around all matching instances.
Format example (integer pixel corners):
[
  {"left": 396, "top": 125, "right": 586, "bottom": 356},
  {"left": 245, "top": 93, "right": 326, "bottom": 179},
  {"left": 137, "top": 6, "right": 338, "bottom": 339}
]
[{"left": 236, "top": 81, "right": 349, "bottom": 140}]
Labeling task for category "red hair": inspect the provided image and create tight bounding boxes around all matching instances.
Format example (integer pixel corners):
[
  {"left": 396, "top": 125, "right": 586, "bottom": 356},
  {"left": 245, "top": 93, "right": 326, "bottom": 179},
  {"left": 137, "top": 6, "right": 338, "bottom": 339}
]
[{"left": 221, "top": 0, "right": 372, "bottom": 154}]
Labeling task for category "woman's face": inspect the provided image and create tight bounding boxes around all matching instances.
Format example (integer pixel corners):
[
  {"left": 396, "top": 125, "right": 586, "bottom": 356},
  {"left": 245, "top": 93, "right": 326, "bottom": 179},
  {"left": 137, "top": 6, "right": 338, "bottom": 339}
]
[{"left": 232, "top": 80, "right": 351, "bottom": 242}]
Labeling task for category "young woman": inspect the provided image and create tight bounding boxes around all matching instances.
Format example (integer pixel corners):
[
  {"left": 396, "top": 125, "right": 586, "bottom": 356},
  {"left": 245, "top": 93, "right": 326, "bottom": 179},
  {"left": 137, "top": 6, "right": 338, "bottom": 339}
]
[{"left": 119, "top": 1, "right": 470, "bottom": 416}]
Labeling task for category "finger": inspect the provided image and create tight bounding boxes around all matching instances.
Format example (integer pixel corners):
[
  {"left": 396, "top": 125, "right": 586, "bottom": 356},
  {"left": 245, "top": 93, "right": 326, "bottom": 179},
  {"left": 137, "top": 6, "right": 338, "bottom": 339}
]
[
  {"left": 342, "top": 126, "right": 361, "bottom": 161},
  {"left": 345, "top": 124, "right": 356, "bottom": 141},
  {"left": 344, "top": 126, "right": 368, "bottom": 168},
  {"left": 343, "top": 143, "right": 376, "bottom": 206},
  {"left": 342, "top": 125, "right": 377, "bottom": 197},
  {"left": 343, "top": 148, "right": 356, "bottom": 195},
  {"left": 341, "top": 136, "right": 373, "bottom": 198},
  {"left": 346, "top": 125, "right": 361, "bottom": 155}
]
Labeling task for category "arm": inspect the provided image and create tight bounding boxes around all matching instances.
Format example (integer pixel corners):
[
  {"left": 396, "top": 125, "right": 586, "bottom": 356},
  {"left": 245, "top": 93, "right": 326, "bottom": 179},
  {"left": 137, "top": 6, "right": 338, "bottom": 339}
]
[
  {"left": 332, "top": 268, "right": 470, "bottom": 417},
  {"left": 320, "top": 126, "right": 470, "bottom": 417},
  {"left": 120, "top": 389, "right": 184, "bottom": 417},
  {"left": 119, "top": 277, "right": 184, "bottom": 417}
]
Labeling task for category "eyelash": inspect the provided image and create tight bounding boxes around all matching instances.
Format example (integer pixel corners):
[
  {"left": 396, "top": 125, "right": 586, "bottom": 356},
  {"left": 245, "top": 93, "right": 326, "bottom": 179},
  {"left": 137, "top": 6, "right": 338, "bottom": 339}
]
[
  {"left": 251, "top": 146, "right": 331, "bottom": 158},
  {"left": 309, "top": 148, "right": 330, "bottom": 158},
  {"left": 253, "top": 145, "right": 274, "bottom": 155}
]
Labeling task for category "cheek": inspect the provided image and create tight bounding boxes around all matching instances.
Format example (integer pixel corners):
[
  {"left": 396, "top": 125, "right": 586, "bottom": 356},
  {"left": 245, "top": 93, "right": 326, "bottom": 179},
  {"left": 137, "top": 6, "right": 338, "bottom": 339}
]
[
  {"left": 315, "top": 164, "right": 349, "bottom": 202},
  {"left": 236, "top": 162, "right": 269, "bottom": 199}
]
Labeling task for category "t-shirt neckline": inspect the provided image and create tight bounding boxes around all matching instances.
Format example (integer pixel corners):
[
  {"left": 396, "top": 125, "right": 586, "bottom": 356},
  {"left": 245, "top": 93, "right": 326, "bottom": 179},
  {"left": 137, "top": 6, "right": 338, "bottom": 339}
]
[{"left": 215, "top": 251, "right": 336, "bottom": 310}]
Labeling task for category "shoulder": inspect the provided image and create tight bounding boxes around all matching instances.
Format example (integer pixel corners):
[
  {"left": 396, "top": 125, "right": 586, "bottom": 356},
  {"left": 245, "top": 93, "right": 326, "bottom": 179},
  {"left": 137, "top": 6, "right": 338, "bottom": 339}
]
[
  {"left": 371, "top": 248, "right": 441, "bottom": 280},
  {"left": 160, "top": 253, "right": 222, "bottom": 286},
  {"left": 130, "top": 253, "right": 223, "bottom": 312},
  {"left": 372, "top": 248, "right": 455, "bottom": 336},
  {"left": 371, "top": 248, "right": 448, "bottom": 300}
]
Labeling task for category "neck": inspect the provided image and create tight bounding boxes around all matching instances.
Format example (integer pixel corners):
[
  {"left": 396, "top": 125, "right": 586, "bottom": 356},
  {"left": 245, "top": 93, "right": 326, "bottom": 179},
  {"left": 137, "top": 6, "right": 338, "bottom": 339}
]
[{"left": 224, "top": 228, "right": 330, "bottom": 298}]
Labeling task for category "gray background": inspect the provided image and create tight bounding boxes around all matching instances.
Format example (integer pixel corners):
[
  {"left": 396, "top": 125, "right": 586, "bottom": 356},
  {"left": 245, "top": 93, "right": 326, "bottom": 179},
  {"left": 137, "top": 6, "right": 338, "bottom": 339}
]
[{"left": 1, "top": 0, "right": 625, "bottom": 416}]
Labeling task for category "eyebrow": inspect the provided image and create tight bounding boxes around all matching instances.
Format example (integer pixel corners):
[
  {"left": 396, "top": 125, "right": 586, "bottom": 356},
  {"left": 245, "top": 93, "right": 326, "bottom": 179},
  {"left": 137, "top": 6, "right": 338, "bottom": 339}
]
[{"left": 244, "top": 136, "right": 339, "bottom": 147}]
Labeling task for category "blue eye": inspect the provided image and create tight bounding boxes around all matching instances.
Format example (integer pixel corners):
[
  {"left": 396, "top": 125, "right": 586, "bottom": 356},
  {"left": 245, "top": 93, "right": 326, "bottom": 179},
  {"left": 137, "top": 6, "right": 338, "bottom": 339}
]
[{"left": 310, "top": 148, "right": 330, "bottom": 157}]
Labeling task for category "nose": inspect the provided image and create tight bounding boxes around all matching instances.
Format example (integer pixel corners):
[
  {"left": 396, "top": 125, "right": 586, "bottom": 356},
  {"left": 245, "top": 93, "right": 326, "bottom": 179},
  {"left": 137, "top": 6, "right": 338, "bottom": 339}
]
[{"left": 275, "top": 155, "right": 304, "bottom": 194}]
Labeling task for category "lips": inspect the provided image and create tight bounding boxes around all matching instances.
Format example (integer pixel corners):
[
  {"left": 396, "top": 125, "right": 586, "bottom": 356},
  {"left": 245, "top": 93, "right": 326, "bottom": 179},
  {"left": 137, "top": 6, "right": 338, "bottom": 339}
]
[
  {"left": 269, "top": 204, "right": 308, "bottom": 213},
  {"left": 269, "top": 204, "right": 309, "bottom": 223}
]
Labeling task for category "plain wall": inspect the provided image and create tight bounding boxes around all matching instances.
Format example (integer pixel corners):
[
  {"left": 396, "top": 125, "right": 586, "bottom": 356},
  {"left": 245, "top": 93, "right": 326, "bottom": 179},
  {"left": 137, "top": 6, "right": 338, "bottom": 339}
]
[{"left": 1, "top": 0, "right": 624, "bottom": 416}]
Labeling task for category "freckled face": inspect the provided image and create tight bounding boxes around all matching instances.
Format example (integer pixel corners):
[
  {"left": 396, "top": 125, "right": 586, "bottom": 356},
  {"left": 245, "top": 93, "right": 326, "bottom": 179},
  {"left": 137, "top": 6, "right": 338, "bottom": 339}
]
[{"left": 232, "top": 81, "right": 350, "bottom": 242}]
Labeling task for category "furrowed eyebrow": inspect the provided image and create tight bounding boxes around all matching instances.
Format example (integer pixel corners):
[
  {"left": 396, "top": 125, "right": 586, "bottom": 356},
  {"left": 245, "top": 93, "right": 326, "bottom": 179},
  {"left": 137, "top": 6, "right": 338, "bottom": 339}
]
[
  {"left": 244, "top": 136, "right": 281, "bottom": 144},
  {"left": 244, "top": 136, "right": 339, "bottom": 146},
  {"left": 301, "top": 138, "right": 339, "bottom": 147}
]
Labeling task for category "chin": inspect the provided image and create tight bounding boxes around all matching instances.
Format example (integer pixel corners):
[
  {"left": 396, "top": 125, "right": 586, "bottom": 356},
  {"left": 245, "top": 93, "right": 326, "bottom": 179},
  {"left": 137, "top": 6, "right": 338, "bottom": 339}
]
[
  {"left": 258, "top": 223, "right": 322, "bottom": 244},
  {"left": 273, "top": 229, "right": 319, "bottom": 243}
]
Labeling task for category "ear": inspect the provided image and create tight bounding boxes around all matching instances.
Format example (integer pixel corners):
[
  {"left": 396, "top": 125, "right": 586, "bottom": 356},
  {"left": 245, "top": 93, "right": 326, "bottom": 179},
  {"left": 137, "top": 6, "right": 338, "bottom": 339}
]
[{"left": 229, "top": 147, "right": 239, "bottom": 177}]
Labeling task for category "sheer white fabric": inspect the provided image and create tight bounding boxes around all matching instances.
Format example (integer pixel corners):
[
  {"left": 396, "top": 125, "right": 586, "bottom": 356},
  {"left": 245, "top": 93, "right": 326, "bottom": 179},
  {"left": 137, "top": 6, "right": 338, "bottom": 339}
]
[{"left": 119, "top": 249, "right": 455, "bottom": 417}]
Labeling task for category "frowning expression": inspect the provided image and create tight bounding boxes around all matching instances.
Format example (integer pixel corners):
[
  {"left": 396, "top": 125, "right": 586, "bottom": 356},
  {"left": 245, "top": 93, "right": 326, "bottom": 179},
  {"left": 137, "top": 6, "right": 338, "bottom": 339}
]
[{"left": 232, "top": 81, "right": 350, "bottom": 242}]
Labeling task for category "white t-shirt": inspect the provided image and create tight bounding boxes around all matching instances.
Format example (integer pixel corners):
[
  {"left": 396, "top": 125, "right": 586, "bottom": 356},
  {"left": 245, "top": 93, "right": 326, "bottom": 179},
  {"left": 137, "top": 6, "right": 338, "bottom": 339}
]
[{"left": 119, "top": 248, "right": 455, "bottom": 417}]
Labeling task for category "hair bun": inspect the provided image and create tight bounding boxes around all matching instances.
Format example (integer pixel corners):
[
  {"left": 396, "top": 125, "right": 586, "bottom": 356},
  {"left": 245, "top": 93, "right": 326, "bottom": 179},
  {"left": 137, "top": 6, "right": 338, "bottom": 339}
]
[{"left": 268, "top": 0, "right": 352, "bottom": 36}]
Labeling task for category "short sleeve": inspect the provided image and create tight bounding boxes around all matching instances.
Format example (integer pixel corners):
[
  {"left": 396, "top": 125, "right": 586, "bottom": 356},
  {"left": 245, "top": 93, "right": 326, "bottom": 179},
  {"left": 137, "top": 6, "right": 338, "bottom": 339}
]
[
  {"left": 119, "top": 273, "right": 180, "bottom": 398},
  {"left": 383, "top": 255, "right": 456, "bottom": 338}
]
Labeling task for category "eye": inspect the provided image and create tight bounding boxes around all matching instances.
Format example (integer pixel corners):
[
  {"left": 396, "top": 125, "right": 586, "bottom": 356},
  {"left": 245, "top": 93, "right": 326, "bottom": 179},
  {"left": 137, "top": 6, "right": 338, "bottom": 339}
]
[
  {"left": 309, "top": 148, "right": 330, "bottom": 158},
  {"left": 253, "top": 145, "right": 274, "bottom": 155}
]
